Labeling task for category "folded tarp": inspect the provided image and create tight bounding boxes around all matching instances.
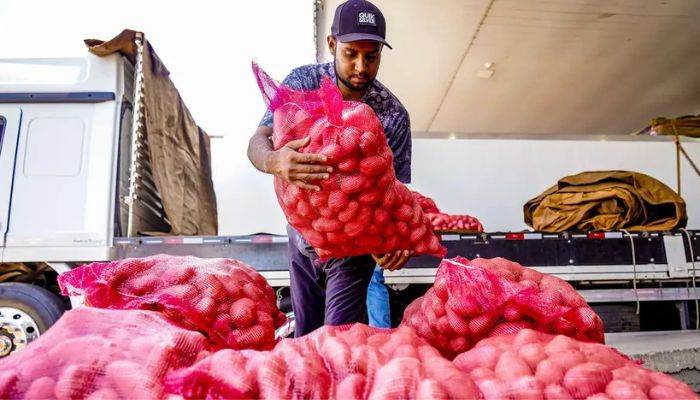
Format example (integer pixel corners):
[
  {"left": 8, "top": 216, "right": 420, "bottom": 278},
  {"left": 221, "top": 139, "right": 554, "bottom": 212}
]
[
  {"left": 524, "top": 171, "right": 686, "bottom": 232},
  {"left": 635, "top": 115, "right": 700, "bottom": 137},
  {"left": 85, "top": 29, "right": 218, "bottom": 236}
]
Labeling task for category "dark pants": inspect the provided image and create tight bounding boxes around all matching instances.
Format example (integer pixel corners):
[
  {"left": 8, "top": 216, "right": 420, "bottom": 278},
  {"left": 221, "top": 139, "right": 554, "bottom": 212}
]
[{"left": 288, "top": 241, "right": 376, "bottom": 337}]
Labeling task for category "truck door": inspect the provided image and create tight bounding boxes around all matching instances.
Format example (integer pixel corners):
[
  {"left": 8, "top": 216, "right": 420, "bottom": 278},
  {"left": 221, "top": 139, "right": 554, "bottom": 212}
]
[{"left": 0, "top": 107, "right": 21, "bottom": 247}]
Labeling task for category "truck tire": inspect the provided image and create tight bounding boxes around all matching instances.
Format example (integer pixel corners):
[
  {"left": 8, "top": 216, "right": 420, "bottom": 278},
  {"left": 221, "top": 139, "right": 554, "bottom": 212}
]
[{"left": 0, "top": 282, "right": 67, "bottom": 357}]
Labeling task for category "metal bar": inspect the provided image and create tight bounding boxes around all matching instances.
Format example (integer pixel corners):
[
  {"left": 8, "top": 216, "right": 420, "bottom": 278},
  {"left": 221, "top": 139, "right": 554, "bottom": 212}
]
[
  {"left": 133, "top": 198, "right": 167, "bottom": 220},
  {"left": 530, "top": 264, "right": 668, "bottom": 274},
  {"left": 133, "top": 170, "right": 159, "bottom": 195},
  {"left": 0, "top": 92, "right": 115, "bottom": 103},
  {"left": 133, "top": 163, "right": 157, "bottom": 185},
  {"left": 552, "top": 273, "right": 668, "bottom": 281},
  {"left": 133, "top": 194, "right": 165, "bottom": 217},
  {"left": 580, "top": 287, "right": 700, "bottom": 303},
  {"left": 126, "top": 32, "right": 145, "bottom": 237},
  {"left": 132, "top": 184, "right": 165, "bottom": 211}
]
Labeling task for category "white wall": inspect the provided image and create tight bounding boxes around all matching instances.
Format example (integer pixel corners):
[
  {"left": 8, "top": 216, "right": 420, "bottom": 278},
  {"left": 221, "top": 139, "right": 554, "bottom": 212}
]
[{"left": 0, "top": 0, "right": 317, "bottom": 236}]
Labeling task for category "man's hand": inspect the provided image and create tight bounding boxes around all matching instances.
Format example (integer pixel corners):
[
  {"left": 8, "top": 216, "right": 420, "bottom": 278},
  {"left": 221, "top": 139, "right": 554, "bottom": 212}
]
[
  {"left": 373, "top": 250, "right": 413, "bottom": 271},
  {"left": 266, "top": 137, "right": 332, "bottom": 191}
]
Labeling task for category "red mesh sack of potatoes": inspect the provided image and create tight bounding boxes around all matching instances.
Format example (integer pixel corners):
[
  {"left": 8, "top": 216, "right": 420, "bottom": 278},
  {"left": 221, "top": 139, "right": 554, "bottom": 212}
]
[
  {"left": 59, "top": 254, "right": 285, "bottom": 350},
  {"left": 426, "top": 212, "right": 484, "bottom": 232},
  {"left": 401, "top": 257, "right": 605, "bottom": 359},
  {"left": 411, "top": 190, "right": 484, "bottom": 232},
  {"left": 164, "top": 324, "right": 481, "bottom": 399},
  {"left": 0, "top": 308, "right": 210, "bottom": 400},
  {"left": 253, "top": 63, "right": 446, "bottom": 260},
  {"left": 453, "top": 329, "right": 697, "bottom": 400}
]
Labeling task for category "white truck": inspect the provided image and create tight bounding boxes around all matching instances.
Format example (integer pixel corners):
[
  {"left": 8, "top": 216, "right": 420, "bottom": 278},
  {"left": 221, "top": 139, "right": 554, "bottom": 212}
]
[{"left": 1, "top": 32, "right": 700, "bottom": 361}]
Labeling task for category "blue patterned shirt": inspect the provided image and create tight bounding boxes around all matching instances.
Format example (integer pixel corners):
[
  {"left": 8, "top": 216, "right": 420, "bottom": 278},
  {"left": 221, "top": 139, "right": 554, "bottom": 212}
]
[{"left": 259, "top": 62, "right": 411, "bottom": 183}]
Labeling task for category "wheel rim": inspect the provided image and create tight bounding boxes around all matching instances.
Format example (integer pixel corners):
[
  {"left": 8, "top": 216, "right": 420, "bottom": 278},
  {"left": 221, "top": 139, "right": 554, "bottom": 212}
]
[{"left": 0, "top": 307, "right": 41, "bottom": 357}]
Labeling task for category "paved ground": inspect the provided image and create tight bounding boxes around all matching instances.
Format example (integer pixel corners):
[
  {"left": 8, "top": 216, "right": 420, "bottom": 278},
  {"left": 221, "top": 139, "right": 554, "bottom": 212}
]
[{"left": 606, "top": 330, "right": 700, "bottom": 392}]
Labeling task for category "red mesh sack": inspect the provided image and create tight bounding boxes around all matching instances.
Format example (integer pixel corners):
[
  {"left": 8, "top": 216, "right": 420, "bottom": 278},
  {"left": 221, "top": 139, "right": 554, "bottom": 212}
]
[
  {"left": 412, "top": 191, "right": 441, "bottom": 214},
  {"left": 426, "top": 212, "right": 484, "bottom": 232},
  {"left": 164, "top": 323, "right": 481, "bottom": 399},
  {"left": 253, "top": 63, "right": 446, "bottom": 260},
  {"left": 411, "top": 190, "right": 484, "bottom": 232},
  {"left": 453, "top": 329, "right": 697, "bottom": 400},
  {"left": 0, "top": 308, "right": 210, "bottom": 400},
  {"left": 59, "top": 254, "right": 285, "bottom": 350},
  {"left": 401, "top": 256, "right": 605, "bottom": 359}
]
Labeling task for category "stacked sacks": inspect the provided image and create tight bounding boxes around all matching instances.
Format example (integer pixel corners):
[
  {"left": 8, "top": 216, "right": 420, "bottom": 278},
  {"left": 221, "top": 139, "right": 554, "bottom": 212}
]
[
  {"left": 164, "top": 324, "right": 480, "bottom": 399},
  {"left": 401, "top": 256, "right": 604, "bottom": 358},
  {"left": 454, "top": 329, "right": 697, "bottom": 400},
  {"left": 254, "top": 63, "right": 446, "bottom": 260},
  {"left": 425, "top": 213, "right": 484, "bottom": 232},
  {"left": 59, "top": 254, "right": 286, "bottom": 350},
  {"left": 0, "top": 308, "right": 210, "bottom": 399},
  {"left": 412, "top": 191, "right": 484, "bottom": 232}
]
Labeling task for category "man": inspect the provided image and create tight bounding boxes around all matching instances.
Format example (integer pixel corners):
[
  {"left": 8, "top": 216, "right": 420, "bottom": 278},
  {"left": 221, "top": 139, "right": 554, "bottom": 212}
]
[{"left": 248, "top": 0, "right": 411, "bottom": 336}]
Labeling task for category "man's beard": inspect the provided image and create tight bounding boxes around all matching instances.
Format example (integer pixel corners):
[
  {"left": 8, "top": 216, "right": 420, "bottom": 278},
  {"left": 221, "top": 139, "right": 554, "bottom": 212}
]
[{"left": 335, "top": 62, "right": 374, "bottom": 92}]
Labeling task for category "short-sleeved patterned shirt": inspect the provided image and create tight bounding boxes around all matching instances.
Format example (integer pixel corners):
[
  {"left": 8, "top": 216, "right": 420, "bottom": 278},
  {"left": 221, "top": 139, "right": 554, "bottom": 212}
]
[
  {"left": 259, "top": 62, "right": 411, "bottom": 183},
  {"left": 259, "top": 62, "right": 412, "bottom": 257}
]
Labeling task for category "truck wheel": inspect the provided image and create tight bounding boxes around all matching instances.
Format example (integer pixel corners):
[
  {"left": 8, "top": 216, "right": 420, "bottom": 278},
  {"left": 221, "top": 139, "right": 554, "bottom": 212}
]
[{"left": 0, "top": 282, "right": 67, "bottom": 357}]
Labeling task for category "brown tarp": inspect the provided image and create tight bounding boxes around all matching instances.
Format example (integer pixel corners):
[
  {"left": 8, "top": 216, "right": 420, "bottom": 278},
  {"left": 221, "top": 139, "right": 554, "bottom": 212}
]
[
  {"left": 85, "top": 29, "right": 217, "bottom": 236},
  {"left": 524, "top": 171, "right": 687, "bottom": 232},
  {"left": 635, "top": 115, "right": 700, "bottom": 137}
]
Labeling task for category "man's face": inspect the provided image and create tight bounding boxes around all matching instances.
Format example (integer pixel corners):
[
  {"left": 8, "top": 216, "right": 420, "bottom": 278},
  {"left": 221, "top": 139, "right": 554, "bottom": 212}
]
[{"left": 329, "top": 37, "right": 382, "bottom": 92}]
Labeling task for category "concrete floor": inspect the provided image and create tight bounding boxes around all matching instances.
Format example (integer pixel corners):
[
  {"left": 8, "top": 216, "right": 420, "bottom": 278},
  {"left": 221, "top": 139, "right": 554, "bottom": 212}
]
[{"left": 606, "top": 330, "right": 700, "bottom": 392}]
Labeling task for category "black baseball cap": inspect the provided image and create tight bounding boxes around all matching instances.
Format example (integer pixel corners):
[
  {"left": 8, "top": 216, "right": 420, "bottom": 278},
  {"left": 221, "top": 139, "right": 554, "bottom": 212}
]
[{"left": 331, "top": 0, "right": 392, "bottom": 49}]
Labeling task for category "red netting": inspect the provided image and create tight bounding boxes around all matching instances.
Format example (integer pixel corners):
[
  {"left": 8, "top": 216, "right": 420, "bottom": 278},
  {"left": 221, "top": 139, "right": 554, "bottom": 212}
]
[
  {"left": 58, "top": 254, "right": 285, "bottom": 350},
  {"left": 453, "top": 329, "right": 697, "bottom": 400},
  {"left": 253, "top": 63, "right": 446, "bottom": 260},
  {"left": 401, "top": 257, "right": 605, "bottom": 359},
  {"left": 0, "top": 308, "right": 210, "bottom": 400},
  {"left": 164, "top": 323, "right": 481, "bottom": 399}
]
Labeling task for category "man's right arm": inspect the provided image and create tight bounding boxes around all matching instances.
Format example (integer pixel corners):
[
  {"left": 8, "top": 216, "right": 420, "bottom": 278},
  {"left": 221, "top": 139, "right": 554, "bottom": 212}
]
[{"left": 247, "top": 125, "right": 332, "bottom": 192}]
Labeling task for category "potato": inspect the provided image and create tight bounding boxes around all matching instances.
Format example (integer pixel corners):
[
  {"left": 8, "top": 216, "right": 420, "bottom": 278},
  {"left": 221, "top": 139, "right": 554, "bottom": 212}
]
[
  {"left": 322, "top": 337, "right": 352, "bottom": 377},
  {"left": 454, "top": 344, "right": 500, "bottom": 372},
  {"left": 446, "top": 307, "right": 470, "bottom": 336},
  {"left": 476, "top": 378, "right": 509, "bottom": 400},
  {"left": 605, "top": 379, "right": 649, "bottom": 400},
  {"left": 127, "top": 274, "right": 165, "bottom": 296},
  {"left": 54, "top": 364, "right": 98, "bottom": 400},
  {"left": 544, "top": 335, "right": 579, "bottom": 356},
  {"left": 469, "top": 314, "right": 497, "bottom": 338},
  {"left": 562, "top": 362, "right": 612, "bottom": 398},
  {"left": 543, "top": 384, "right": 574, "bottom": 400},
  {"left": 535, "top": 359, "right": 565, "bottom": 386},
  {"left": 447, "top": 295, "right": 482, "bottom": 318},
  {"left": 335, "top": 374, "right": 366, "bottom": 400},
  {"left": 549, "top": 349, "right": 586, "bottom": 372},
  {"left": 312, "top": 217, "right": 343, "bottom": 233},
  {"left": 506, "top": 375, "right": 544, "bottom": 400},
  {"left": 338, "top": 200, "right": 360, "bottom": 223},
  {"left": 495, "top": 351, "right": 532, "bottom": 380},
  {"left": 518, "top": 343, "right": 547, "bottom": 370},
  {"left": 0, "top": 370, "right": 18, "bottom": 399}
]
